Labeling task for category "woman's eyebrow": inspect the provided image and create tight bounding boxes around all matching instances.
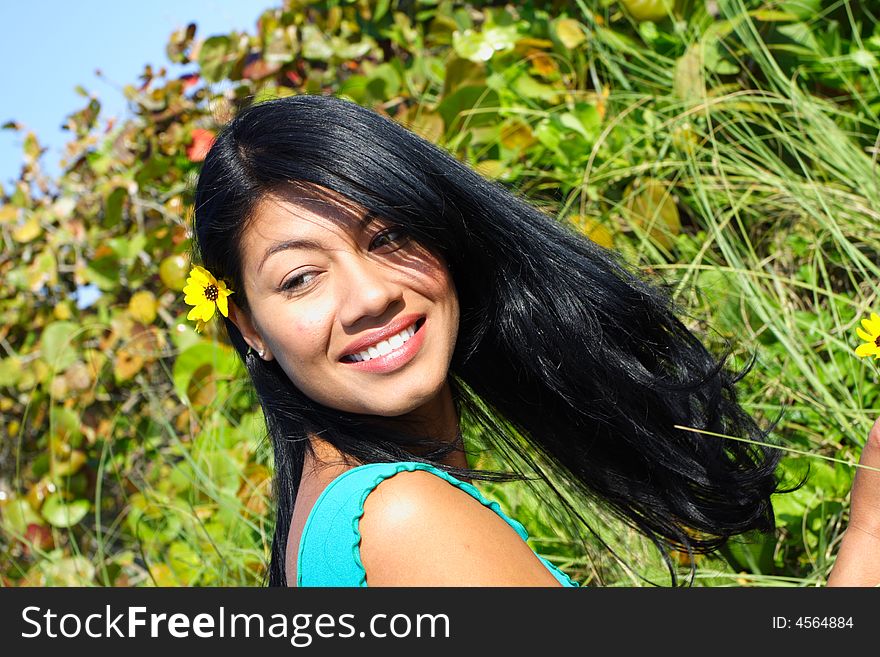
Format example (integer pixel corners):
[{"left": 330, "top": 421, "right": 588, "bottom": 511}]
[{"left": 257, "top": 210, "right": 380, "bottom": 274}]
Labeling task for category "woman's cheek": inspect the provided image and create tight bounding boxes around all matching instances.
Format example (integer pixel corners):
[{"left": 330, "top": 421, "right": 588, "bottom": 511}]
[{"left": 286, "top": 310, "right": 335, "bottom": 364}]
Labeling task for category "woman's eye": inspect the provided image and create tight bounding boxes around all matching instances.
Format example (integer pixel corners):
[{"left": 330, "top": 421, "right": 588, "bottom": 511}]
[
  {"left": 280, "top": 271, "right": 319, "bottom": 293},
  {"left": 370, "top": 227, "right": 410, "bottom": 251}
]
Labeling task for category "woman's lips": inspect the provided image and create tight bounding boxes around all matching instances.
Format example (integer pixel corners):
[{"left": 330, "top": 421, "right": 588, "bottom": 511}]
[{"left": 339, "top": 318, "right": 426, "bottom": 374}]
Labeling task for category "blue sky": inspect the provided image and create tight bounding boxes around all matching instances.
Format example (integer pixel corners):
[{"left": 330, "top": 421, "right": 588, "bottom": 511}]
[{"left": 0, "top": 1, "right": 272, "bottom": 188}]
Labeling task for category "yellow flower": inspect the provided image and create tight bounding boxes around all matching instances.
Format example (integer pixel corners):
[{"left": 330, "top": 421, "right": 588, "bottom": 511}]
[
  {"left": 855, "top": 312, "right": 880, "bottom": 359},
  {"left": 183, "top": 265, "right": 234, "bottom": 332}
]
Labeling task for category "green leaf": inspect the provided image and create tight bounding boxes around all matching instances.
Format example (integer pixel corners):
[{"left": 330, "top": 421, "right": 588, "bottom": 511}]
[
  {"left": 851, "top": 49, "right": 878, "bottom": 70},
  {"left": 41, "top": 494, "right": 90, "bottom": 528},
  {"left": 777, "top": 22, "right": 819, "bottom": 52},
  {"left": 301, "top": 25, "right": 334, "bottom": 60},
  {"left": 778, "top": 0, "right": 822, "bottom": 20},
  {"left": 453, "top": 23, "right": 517, "bottom": 62},
  {"left": 436, "top": 85, "right": 499, "bottom": 133},
  {"left": 366, "top": 62, "right": 401, "bottom": 100},
  {"left": 703, "top": 42, "right": 740, "bottom": 75},
  {"left": 443, "top": 57, "right": 486, "bottom": 96},
  {"left": 372, "top": 0, "right": 391, "bottom": 22},
  {"left": 751, "top": 10, "right": 799, "bottom": 22},
  {"left": 197, "top": 449, "right": 241, "bottom": 497},
  {"left": 512, "top": 74, "right": 560, "bottom": 101},
  {"left": 41, "top": 321, "right": 79, "bottom": 371},
  {"left": 167, "top": 540, "right": 202, "bottom": 584},
  {"left": 1, "top": 498, "right": 43, "bottom": 536},
  {"left": 28, "top": 244, "right": 58, "bottom": 292},
  {"left": 338, "top": 75, "right": 369, "bottom": 103},
  {"left": 198, "top": 36, "right": 237, "bottom": 83},
  {"left": 109, "top": 233, "right": 147, "bottom": 264},
  {"left": 126, "top": 501, "right": 183, "bottom": 544},
  {"left": 572, "top": 103, "right": 601, "bottom": 136},
  {"left": 453, "top": 29, "right": 494, "bottom": 62},
  {"left": 159, "top": 253, "right": 189, "bottom": 291},
  {"left": 333, "top": 38, "right": 373, "bottom": 61},
  {"left": 534, "top": 118, "right": 563, "bottom": 155},
  {"left": 673, "top": 45, "right": 705, "bottom": 102},
  {"left": 0, "top": 357, "right": 22, "bottom": 387},
  {"left": 559, "top": 112, "right": 592, "bottom": 142},
  {"left": 103, "top": 186, "right": 126, "bottom": 227},
  {"left": 555, "top": 18, "right": 586, "bottom": 49},
  {"left": 482, "top": 25, "right": 517, "bottom": 53},
  {"left": 134, "top": 156, "right": 171, "bottom": 188},
  {"left": 41, "top": 556, "right": 96, "bottom": 586},
  {"left": 24, "top": 133, "right": 42, "bottom": 161},
  {"left": 172, "top": 342, "right": 242, "bottom": 405},
  {"left": 596, "top": 26, "right": 641, "bottom": 53},
  {"left": 85, "top": 252, "right": 120, "bottom": 291},
  {"left": 51, "top": 405, "right": 83, "bottom": 443}
]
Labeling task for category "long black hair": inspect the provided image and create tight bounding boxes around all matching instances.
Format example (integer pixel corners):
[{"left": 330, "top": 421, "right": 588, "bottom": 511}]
[{"left": 192, "top": 93, "right": 787, "bottom": 587}]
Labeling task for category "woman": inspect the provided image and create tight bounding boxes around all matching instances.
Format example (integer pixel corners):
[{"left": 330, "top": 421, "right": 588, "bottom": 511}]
[{"left": 188, "top": 93, "right": 878, "bottom": 587}]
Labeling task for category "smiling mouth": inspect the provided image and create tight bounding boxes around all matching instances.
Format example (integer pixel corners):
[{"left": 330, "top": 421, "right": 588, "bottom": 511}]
[{"left": 340, "top": 318, "right": 426, "bottom": 363}]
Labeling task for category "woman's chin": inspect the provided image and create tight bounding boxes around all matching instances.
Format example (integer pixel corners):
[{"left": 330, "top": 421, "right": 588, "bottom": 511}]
[{"left": 345, "top": 385, "right": 448, "bottom": 419}]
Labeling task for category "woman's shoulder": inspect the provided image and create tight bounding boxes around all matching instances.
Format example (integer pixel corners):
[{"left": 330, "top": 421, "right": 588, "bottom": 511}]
[
  {"left": 355, "top": 463, "right": 565, "bottom": 586},
  {"left": 294, "top": 461, "right": 448, "bottom": 586},
  {"left": 297, "top": 461, "right": 569, "bottom": 587}
]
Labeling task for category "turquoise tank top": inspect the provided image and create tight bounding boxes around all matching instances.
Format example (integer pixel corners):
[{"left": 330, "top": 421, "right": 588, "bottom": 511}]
[{"left": 296, "top": 461, "right": 580, "bottom": 587}]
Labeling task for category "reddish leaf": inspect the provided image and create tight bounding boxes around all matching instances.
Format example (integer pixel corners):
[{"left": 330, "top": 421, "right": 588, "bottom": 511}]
[
  {"left": 186, "top": 129, "right": 216, "bottom": 162},
  {"left": 242, "top": 57, "right": 280, "bottom": 81},
  {"left": 180, "top": 73, "right": 200, "bottom": 89},
  {"left": 22, "top": 523, "right": 54, "bottom": 556}
]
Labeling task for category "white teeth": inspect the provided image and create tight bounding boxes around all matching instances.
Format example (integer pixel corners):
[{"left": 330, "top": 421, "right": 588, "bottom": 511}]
[{"left": 349, "top": 323, "right": 419, "bottom": 362}]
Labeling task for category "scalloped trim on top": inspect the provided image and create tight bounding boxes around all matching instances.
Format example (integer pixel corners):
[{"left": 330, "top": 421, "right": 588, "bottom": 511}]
[{"left": 297, "top": 461, "right": 579, "bottom": 587}]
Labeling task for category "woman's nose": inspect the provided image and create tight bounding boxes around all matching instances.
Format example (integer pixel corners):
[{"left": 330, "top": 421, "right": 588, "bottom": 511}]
[{"left": 337, "top": 256, "right": 403, "bottom": 326}]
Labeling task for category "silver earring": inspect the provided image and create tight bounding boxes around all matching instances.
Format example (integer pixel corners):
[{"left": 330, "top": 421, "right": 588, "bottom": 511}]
[{"left": 257, "top": 348, "right": 265, "bottom": 359}]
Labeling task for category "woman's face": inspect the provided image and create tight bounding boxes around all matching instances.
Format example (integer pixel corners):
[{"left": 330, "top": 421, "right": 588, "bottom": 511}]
[{"left": 229, "top": 185, "right": 460, "bottom": 420}]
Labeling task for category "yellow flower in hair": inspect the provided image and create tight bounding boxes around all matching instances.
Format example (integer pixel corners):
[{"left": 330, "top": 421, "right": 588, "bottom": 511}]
[
  {"left": 183, "top": 265, "right": 234, "bottom": 332},
  {"left": 855, "top": 312, "right": 880, "bottom": 359}
]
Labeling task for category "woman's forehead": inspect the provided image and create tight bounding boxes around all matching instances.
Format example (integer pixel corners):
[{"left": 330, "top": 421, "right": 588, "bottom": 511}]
[
  {"left": 248, "top": 185, "right": 369, "bottom": 239},
  {"left": 240, "top": 185, "right": 377, "bottom": 274}
]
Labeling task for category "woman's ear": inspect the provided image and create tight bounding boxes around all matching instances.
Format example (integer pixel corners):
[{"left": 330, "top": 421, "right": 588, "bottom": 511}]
[{"left": 227, "top": 299, "right": 272, "bottom": 360}]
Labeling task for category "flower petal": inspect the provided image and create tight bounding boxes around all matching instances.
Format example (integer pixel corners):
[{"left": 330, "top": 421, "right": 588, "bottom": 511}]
[
  {"left": 863, "top": 313, "right": 880, "bottom": 335},
  {"left": 199, "top": 302, "right": 216, "bottom": 322},
  {"left": 856, "top": 327, "right": 875, "bottom": 343},
  {"left": 190, "top": 266, "right": 211, "bottom": 286},
  {"left": 183, "top": 281, "right": 205, "bottom": 295},
  {"left": 187, "top": 305, "right": 203, "bottom": 321},
  {"left": 184, "top": 291, "right": 206, "bottom": 305},
  {"left": 216, "top": 293, "right": 229, "bottom": 317},
  {"left": 855, "top": 342, "right": 879, "bottom": 358}
]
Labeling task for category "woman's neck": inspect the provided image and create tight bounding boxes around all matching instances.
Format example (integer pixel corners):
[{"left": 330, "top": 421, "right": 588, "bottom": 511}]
[
  {"left": 306, "top": 380, "right": 469, "bottom": 473},
  {"left": 399, "top": 379, "right": 468, "bottom": 471}
]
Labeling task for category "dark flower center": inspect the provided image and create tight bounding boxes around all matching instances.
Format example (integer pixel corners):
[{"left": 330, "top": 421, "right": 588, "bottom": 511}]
[
  {"left": 205, "top": 284, "right": 219, "bottom": 301},
  {"left": 875, "top": 335, "right": 880, "bottom": 348}
]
